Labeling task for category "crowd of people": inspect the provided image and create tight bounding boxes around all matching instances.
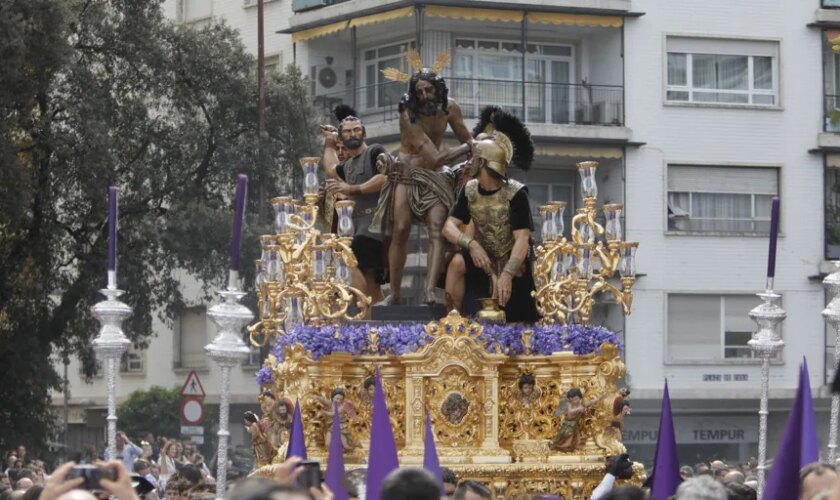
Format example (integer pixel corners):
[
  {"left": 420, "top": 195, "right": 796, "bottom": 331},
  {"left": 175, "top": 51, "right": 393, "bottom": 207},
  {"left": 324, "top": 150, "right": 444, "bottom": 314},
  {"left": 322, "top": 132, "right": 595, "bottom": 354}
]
[{"left": 3, "top": 440, "right": 839, "bottom": 500}]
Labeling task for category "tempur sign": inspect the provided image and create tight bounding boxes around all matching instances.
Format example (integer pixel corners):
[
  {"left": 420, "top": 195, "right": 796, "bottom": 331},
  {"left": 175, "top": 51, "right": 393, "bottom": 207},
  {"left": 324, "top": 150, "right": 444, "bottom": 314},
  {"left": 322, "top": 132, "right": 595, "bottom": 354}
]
[{"left": 622, "top": 416, "right": 757, "bottom": 444}]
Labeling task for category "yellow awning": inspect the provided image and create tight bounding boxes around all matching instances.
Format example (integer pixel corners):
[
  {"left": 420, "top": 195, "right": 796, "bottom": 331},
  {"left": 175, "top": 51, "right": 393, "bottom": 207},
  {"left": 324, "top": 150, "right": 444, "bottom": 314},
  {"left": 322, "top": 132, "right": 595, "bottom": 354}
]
[
  {"left": 292, "top": 20, "right": 349, "bottom": 43},
  {"left": 425, "top": 5, "right": 524, "bottom": 23},
  {"left": 349, "top": 6, "right": 415, "bottom": 28},
  {"left": 536, "top": 144, "right": 623, "bottom": 159},
  {"left": 527, "top": 12, "right": 622, "bottom": 28}
]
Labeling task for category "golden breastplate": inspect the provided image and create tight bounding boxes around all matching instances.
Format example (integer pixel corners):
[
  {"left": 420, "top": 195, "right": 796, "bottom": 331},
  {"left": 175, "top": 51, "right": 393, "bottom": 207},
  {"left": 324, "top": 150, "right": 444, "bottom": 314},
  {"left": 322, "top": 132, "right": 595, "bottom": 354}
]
[{"left": 466, "top": 179, "right": 523, "bottom": 260}]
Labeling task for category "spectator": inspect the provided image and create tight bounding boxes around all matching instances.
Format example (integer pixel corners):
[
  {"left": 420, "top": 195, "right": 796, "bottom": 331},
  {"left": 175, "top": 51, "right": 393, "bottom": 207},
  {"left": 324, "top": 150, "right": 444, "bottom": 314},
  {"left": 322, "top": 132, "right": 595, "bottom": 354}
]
[
  {"left": 115, "top": 432, "right": 143, "bottom": 473},
  {"left": 676, "top": 476, "right": 727, "bottom": 500},
  {"left": 800, "top": 463, "right": 837, "bottom": 500},
  {"left": 723, "top": 471, "right": 745, "bottom": 485},
  {"left": 15, "top": 449, "right": 26, "bottom": 467},
  {"left": 21, "top": 485, "right": 41, "bottom": 500},
  {"left": 13, "top": 479, "right": 32, "bottom": 492},
  {"left": 1, "top": 473, "right": 10, "bottom": 490},
  {"left": 725, "top": 483, "right": 756, "bottom": 500},
  {"left": 135, "top": 460, "right": 159, "bottom": 494},
  {"left": 158, "top": 441, "right": 180, "bottom": 487},
  {"left": 164, "top": 479, "right": 190, "bottom": 500},
  {"left": 710, "top": 461, "right": 728, "bottom": 481},
  {"left": 380, "top": 468, "right": 440, "bottom": 500},
  {"left": 454, "top": 480, "right": 492, "bottom": 500},
  {"left": 441, "top": 467, "right": 458, "bottom": 497},
  {"left": 680, "top": 466, "right": 695, "bottom": 481},
  {"left": 601, "top": 486, "right": 649, "bottom": 500}
]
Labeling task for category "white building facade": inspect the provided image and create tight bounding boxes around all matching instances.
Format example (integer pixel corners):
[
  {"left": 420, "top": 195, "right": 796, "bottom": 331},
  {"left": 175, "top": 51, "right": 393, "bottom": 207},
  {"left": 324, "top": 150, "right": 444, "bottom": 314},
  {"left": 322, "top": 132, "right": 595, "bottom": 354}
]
[{"left": 54, "top": 0, "right": 838, "bottom": 467}]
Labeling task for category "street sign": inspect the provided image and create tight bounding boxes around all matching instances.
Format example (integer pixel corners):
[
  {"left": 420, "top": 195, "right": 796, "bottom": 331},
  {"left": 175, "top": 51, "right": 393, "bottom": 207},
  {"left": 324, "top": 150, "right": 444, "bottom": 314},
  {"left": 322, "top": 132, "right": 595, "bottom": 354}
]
[
  {"left": 180, "top": 370, "right": 206, "bottom": 398},
  {"left": 180, "top": 425, "right": 204, "bottom": 436},
  {"left": 188, "top": 435, "right": 204, "bottom": 445},
  {"left": 180, "top": 397, "right": 205, "bottom": 425}
]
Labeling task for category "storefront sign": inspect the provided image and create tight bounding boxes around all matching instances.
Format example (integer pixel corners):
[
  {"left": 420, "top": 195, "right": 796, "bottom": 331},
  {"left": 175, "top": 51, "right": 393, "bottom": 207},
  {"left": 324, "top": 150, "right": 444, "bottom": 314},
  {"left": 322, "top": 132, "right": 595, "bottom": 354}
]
[{"left": 623, "top": 415, "right": 757, "bottom": 444}]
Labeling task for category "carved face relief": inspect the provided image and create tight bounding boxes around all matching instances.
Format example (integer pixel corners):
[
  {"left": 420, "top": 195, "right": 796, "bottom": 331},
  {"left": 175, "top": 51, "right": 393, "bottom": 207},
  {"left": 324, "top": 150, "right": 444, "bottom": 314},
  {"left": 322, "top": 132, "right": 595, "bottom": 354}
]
[{"left": 441, "top": 392, "right": 470, "bottom": 425}]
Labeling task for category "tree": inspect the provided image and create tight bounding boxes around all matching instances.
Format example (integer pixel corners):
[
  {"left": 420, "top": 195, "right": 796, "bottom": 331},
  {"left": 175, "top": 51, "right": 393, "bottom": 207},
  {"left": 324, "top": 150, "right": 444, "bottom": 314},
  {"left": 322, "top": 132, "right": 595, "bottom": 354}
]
[
  {"left": 0, "top": 0, "right": 318, "bottom": 452},
  {"left": 117, "top": 386, "right": 182, "bottom": 442}
]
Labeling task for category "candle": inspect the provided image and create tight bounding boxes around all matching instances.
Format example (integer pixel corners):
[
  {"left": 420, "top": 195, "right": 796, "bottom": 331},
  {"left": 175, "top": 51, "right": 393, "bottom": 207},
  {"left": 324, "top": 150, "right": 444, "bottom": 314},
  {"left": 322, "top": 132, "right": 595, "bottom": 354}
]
[
  {"left": 766, "top": 196, "right": 780, "bottom": 286},
  {"left": 107, "top": 186, "right": 118, "bottom": 288},
  {"left": 230, "top": 174, "right": 248, "bottom": 272}
]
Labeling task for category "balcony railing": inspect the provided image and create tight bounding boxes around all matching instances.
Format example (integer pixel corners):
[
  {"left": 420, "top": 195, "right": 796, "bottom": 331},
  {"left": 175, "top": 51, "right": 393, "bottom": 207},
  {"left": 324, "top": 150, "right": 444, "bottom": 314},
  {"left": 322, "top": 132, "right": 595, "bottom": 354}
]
[
  {"left": 314, "top": 78, "right": 624, "bottom": 127},
  {"left": 826, "top": 95, "right": 840, "bottom": 132}
]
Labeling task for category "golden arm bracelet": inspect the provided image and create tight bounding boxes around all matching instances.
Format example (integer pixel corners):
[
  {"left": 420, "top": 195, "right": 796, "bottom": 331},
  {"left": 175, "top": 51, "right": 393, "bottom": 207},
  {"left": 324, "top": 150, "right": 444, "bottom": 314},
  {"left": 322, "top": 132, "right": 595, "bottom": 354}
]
[{"left": 457, "top": 232, "right": 474, "bottom": 250}]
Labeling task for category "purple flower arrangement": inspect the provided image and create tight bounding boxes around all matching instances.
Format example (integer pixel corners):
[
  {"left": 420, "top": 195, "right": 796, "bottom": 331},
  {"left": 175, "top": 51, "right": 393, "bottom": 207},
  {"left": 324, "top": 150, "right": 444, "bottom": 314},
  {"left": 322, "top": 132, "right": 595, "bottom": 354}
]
[{"left": 257, "top": 321, "right": 621, "bottom": 384}]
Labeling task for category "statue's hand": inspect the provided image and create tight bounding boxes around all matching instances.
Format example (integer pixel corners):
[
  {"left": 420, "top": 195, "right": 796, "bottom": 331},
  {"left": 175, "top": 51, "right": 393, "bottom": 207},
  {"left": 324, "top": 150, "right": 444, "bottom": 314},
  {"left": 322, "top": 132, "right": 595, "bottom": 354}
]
[
  {"left": 376, "top": 152, "right": 394, "bottom": 174},
  {"left": 468, "top": 240, "right": 492, "bottom": 274},
  {"left": 497, "top": 272, "right": 513, "bottom": 307},
  {"left": 320, "top": 125, "right": 338, "bottom": 146}
]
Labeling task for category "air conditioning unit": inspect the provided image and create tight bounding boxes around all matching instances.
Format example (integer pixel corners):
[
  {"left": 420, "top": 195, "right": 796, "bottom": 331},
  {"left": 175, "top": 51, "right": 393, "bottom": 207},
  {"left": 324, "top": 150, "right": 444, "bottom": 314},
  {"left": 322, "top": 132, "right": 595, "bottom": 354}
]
[{"left": 313, "top": 63, "right": 347, "bottom": 96}]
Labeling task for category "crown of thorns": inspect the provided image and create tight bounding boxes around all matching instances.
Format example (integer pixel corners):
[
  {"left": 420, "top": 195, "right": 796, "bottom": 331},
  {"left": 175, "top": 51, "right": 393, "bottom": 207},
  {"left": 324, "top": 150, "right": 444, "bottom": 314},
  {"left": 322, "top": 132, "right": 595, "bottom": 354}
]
[{"left": 381, "top": 49, "right": 450, "bottom": 83}]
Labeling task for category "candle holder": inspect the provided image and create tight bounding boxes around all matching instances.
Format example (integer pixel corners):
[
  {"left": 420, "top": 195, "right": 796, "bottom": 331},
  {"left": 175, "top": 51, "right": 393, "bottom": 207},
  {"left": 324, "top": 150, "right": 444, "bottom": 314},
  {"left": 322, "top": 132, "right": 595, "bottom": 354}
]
[
  {"left": 247, "top": 161, "right": 371, "bottom": 347},
  {"left": 90, "top": 287, "right": 133, "bottom": 461},
  {"left": 823, "top": 262, "right": 840, "bottom": 463},
  {"left": 748, "top": 290, "right": 786, "bottom": 499},
  {"left": 532, "top": 161, "right": 638, "bottom": 325},
  {"left": 206, "top": 288, "right": 253, "bottom": 499}
]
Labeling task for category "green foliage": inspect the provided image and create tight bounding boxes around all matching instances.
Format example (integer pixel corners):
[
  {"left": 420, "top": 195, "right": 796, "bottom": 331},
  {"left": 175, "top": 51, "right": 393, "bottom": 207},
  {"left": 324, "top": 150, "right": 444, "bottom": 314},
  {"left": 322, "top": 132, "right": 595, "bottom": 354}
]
[
  {"left": 117, "top": 386, "right": 182, "bottom": 440},
  {"left": 0, "top": 0, "right": 317, "bottom": 452}
]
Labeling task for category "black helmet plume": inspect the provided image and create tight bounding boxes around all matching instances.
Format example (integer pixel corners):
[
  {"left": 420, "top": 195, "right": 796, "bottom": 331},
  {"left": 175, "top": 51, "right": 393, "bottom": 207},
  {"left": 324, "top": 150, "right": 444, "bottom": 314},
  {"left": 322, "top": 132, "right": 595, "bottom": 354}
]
[{"left": 473, "top": 106, "right": 534, "bottom": 171}]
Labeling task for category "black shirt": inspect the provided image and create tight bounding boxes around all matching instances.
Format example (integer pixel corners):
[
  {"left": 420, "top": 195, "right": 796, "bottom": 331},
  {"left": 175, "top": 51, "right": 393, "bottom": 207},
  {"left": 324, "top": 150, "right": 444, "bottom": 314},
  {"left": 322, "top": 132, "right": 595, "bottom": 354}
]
[
  {"left": 335, "top": 144, "right": 386, "bottom": 182},
  {"left": 450, "top": 183, "right": 533, "bottom": 231}
]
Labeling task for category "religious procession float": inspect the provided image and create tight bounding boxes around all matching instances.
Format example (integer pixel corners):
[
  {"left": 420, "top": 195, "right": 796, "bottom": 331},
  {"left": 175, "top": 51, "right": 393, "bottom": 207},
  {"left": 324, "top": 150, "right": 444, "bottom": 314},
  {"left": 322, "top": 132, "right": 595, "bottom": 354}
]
[{"left": 241, "top": 50, "right": 643, "bottom": 498}]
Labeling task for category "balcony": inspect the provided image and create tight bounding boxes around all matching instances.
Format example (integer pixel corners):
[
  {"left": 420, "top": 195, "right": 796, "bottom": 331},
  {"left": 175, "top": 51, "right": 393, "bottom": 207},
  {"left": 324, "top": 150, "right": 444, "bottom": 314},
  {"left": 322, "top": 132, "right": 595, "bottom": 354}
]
[{"left": 313, "top": 78, "right": 623, "bottom": 128}]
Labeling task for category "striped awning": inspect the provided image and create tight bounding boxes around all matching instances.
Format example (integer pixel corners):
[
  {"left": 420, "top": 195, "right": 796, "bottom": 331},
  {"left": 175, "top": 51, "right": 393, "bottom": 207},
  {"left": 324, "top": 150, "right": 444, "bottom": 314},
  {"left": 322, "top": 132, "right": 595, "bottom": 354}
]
[
  {"left": 292, "top": 20, "right": 349, "bottom": 43},
  {"left": 289, "top": 5, "right": 623, "bottom": 42},
  {"left": 349, "top": 6, "right": 415, "bottom": 28}
]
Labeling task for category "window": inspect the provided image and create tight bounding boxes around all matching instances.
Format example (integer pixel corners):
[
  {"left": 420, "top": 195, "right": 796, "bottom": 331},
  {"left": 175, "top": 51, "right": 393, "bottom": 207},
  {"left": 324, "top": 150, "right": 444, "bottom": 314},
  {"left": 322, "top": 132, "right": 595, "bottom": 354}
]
[
  {"left": 176, "top": 306, "right": 209, "bottom": 369},
  {"left": 667, "top": 165, "right": 778, "bottom": 234},
  {"left": 362, "top": 40, "right": 416, "bottom": 110},
  {"left": 827, "top": 165, "right": 840, "bottom": 259},
  {"left": 453, "top": 38, "right": 574, "bottom": 123},
  {"left": 120, "top": 346, "right": 145, "bottom": 374},
  {"left": 666, "top": 37, "right": 778, "bottom": 106},
  {"left": 667, "top": 294, "right": 776, "bottom": 362}
]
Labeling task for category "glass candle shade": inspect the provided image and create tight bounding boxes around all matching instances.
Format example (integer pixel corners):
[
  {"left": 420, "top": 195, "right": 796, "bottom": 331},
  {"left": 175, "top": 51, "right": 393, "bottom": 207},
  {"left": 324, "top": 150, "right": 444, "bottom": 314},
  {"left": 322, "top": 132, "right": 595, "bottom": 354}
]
[
  {"left": 576, "top": 209, "right": 595, "bottom": 244},
  {"left": 272, "top": 196, "right": 291, "bottom": 233},
  {"left": 550, "top": 201, "right": 567, "bottom": 237},
  {"left": 538, "top": 205, "right": 557, "bottom": 242},
  {"left": 335, "top": 200, "right": 355, "bottom": 237},
  {"left": 577, "top": 161, "right": 599, "bottom": 199},
  {"left": 576, "top": 243, "right": 594, "bottom": 280},
  {"left": 550, "top": 253, "right": 566, "bottom": 281},
  {"left": 565, "top": 250, "right": 578, "bottom": 278},
  {"left": 312, "top": 246, "right": 326, "bottom": 280},
  {"left": 285, "top": 296, "right": 304, "bottom": 330},
  {"left": 336, "top": 255, "right": 351, "bottom": 285},
  {"left": 261, "top": 292, "right": 271, "bottom": 319},
  {"left": 619, "top": 242, "right": 639, "bottom": 278},
  {"left": 299, "top": 157, "right": 321, "bottom": 197},
  {"left": 603, "top": 204, "right": 624, "bottom": 242},
  {"left": 254, "top": 259, "right": 265, "bottom": 289}
]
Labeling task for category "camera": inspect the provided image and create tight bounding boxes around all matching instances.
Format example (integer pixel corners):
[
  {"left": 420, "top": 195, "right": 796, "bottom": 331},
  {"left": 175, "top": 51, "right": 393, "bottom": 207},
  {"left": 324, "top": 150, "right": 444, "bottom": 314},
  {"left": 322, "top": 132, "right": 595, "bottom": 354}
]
[
  {"left": 298, "top": 461, "right": 322, "bottom": 490},
  {"left": 243, "top": 411, "right": 258, "bottom": 424},
  {"left": 67, "top": 465, "right": 116, "bottom": 491}
]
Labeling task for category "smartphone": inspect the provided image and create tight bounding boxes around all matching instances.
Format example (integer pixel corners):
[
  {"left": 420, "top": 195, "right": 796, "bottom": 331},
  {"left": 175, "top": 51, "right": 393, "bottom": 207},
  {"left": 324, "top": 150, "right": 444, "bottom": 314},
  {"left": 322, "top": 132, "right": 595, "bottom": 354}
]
[
  {"left": 67, "top": 465, "right": 116, "bottom": 491},
  {"left": 298, "top": 461, "right": 321, "bottom": 490}
]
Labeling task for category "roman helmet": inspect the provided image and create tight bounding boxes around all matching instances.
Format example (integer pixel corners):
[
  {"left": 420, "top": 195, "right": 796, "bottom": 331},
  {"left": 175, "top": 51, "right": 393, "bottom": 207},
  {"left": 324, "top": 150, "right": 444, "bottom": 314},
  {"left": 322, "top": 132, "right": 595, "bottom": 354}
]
[{"left": 469, "top": 106, "right": 534, "bottom": 179}]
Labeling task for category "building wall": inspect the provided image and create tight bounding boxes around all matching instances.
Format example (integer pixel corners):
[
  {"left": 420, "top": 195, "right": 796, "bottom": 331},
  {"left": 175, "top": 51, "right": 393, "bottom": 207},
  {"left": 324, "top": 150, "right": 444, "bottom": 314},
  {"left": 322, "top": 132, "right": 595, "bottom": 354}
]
[{"left": 624, "top": 0, "right": 827, "bottom": 461}]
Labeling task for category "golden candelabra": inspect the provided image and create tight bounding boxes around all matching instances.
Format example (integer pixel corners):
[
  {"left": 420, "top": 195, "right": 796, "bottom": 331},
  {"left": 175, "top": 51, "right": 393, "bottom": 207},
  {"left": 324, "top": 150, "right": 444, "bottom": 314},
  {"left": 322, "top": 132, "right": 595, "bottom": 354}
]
[
  {"left": 247, "top": 158, "right": 371, "bottom": 347},
  {"left": 533, "top": 161, "right": 638, "bottom": 325}
]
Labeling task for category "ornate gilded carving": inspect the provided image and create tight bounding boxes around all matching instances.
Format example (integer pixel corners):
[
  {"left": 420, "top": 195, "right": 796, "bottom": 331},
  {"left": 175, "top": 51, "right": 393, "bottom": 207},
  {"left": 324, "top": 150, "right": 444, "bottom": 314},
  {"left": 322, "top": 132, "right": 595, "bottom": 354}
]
[{"left": 257, "top": 313, "right": 633, "bottom": 497}]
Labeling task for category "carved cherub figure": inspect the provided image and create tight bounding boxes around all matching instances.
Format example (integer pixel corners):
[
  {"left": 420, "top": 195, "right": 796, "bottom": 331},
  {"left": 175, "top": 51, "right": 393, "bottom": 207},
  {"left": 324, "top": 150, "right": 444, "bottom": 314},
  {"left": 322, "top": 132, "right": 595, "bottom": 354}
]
[
  {"left": 515, "top": 373, "right": 541, "bottom": 405},
  {"left": 316, "top": 387, "right": 360, "bottom": 451},
  {"left": 550, "top": 387, "right": 606, "bottom": 452}
]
